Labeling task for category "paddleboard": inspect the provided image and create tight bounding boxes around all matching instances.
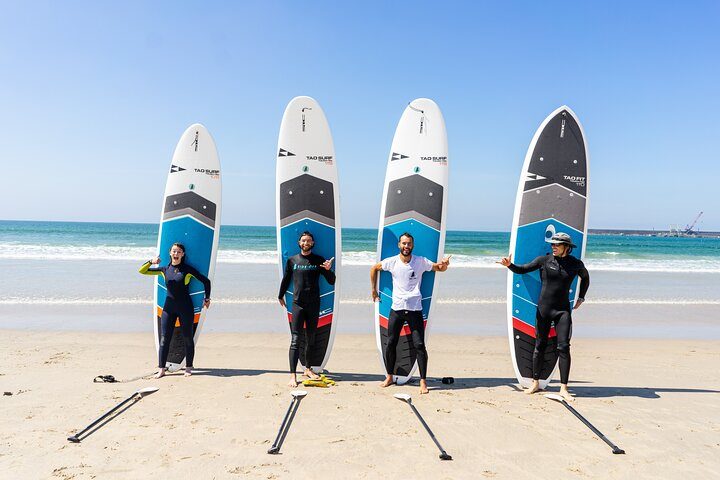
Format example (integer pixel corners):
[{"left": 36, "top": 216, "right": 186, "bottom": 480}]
[
  {"left": 507, "top": 106, "right": 589, "bottom": 388},
  {"left": 276, "top": 96, "right": 341, "bottom": 372},
  {"left": 153, "top": 123, "right": 221, "bottom": 372},
  {"left": 375, "top": 98, "right": 448, "bottom": 385}
]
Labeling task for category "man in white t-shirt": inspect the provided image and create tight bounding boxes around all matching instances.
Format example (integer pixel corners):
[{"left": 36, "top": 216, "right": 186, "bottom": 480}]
[{"left": 370, "top": 232, "right": 451, "bottom": 394}]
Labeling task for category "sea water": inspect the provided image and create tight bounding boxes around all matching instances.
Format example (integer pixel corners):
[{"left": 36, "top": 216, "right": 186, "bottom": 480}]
[{"left": 1, "top": 221, "right": 718, "bottom": 337}]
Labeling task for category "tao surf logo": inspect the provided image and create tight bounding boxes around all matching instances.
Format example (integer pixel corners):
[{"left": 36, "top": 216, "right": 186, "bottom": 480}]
[{"left": 563, "top": 175, "right": 585, "bottom": 187}]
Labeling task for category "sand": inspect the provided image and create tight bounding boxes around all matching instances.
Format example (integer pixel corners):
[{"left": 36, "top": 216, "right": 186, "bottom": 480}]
[{"left": 2, "top": 330, "right": 719, "bottom": 479}]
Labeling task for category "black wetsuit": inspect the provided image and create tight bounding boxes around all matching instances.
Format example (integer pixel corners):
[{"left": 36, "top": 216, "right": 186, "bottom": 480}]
[
  {"left": 386, "top": 309, "right": 428, "bottom": 379},
  {"left": 508, "top": 254, "right": 589, "bottom": 384},
  {"left": 278, "top": 253, "right": 336, "bottom": 372},
  {"left": 140, "top": 261, "right": 211, "bottom": 368}
]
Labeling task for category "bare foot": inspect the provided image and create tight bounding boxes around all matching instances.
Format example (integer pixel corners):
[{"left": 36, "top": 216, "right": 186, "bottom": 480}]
[
  {"left": 559, "top": 384, "right": 574, "bottom": 402},
  {"left": 525, "top": 380, "right": 540, "bottom": 395},
  {"left": 304, "top": 368, "right": 320, "bottom": 380},
  {"left": 379, "top": 375, "right": 394, "bottom": 388},
  {"left": 288, "top": 375, "right": 298, "bottom": 388},
  {"left": 184, "top": 367, "right": 192, "bottom": 377},
  {"left": 155, "top": 368, "right": 166, "bottom": 379},
  {"left": 419, "top": 379, "right": 429, "bottom": 394}
]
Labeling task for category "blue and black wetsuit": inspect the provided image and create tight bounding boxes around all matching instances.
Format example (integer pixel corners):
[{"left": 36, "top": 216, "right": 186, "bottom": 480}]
[
  {"left": 508, "top": 254, "right": 589, "bottom": 384},
  {"left": 139, "top": 261, "right": 211, "bottom": 368},
  {"left": 278, "top": 253, "right": 336, "bottom": 372}
]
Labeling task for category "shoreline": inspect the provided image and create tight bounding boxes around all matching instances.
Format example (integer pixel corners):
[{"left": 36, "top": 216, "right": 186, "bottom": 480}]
[{"left": 2, "top": 301, "right": 719, "bottom": 339}]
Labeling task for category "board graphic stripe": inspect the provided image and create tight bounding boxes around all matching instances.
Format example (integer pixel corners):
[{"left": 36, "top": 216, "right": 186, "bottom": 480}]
[
  {"left": 163, "top": 191, "right": 217, "bottom": 222},
  {"left": 280, "top": 211, "right": 335, "bottom": 228}
]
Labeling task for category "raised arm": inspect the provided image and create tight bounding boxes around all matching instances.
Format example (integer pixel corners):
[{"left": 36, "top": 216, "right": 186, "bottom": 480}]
[
  {"left": 502, "top": 255, "right": 544, "bottom": 274},
  {"left": 319, "top": 257, "right": 336, "bottom": 285},
  {"left": 431, "top": 255, "right": 451, "bottom": 272},
  {"left": 139, "top": 257, "right": 163, "bottom": 276}
]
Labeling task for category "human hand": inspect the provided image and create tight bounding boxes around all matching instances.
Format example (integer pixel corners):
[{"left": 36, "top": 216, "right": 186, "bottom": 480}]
[
  {"left": 151, "top": 256, "right": 161, "bottom": 265},
  {"left": 496, "top": 254, "right": 512, "bottom": 267},
  {"left": 371, "top": 290, "right": 379, "bottom": 302},
  {"left": 203, "top": 298, "right": 211, "bottom": 309},
  {"left": 321, "top": 257, "right": 334, "bottom": 270},
  {"left": 574, "top": 298, "right": 584, "bottom": 310},
  {"left": 279, "top": 297, "right": 286, "bottom": 308},
  {"left": 440, "top": 255, "right": 452, "bottom": 270}
]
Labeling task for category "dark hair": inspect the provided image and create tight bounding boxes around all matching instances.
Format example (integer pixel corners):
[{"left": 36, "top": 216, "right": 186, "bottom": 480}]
[
  {"left": 170, "top": 242, "right": 186, "bottom": 264},
  {"left": 298, "top": 231, "right": 314, "bottom": 242},
  {"left": 398, "top": 232, "right": 414, "bottom": 242}
]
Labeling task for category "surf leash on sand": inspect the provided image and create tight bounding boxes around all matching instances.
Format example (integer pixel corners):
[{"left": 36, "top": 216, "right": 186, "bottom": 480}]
[
  {"left": 544, "top": 393, "right": 625, "bottom": 454},
  {"left": 67, "top": 387, "right": 159, "bottom": 443},
  {"left": 268, "top": 390, "right": 307, "bottom": 454},
  {"left": 394, "top": 393, "right": 453, "bottom": 460},
  {"left": 93, "top": 371, "right": 157, "bottom": 383}
]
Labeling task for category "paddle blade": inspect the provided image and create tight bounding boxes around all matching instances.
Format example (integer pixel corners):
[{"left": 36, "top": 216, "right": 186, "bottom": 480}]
[
  {"left": 291, "top": 390, "right": 308, "bottom": 398},
  {"left": 137, "top": 387, "right": 160, "bottom": 395},
  {"left": 543, "top": 393, "right": 565, "bottom": 403},
  {"left": 394, "top": 393, "right": 411, "bottom": 402}
]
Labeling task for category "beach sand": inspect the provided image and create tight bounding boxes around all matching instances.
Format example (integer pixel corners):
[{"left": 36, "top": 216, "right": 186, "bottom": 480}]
[{"left": 2, "top": 330, "right": 719, "bottom": 479}]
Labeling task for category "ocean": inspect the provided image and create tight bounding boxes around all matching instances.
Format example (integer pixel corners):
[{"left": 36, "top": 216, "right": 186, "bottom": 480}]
[
  {"left": 2, "top": 220, "right": 719, "bottom": 272},
  {"left": 1, "top": 220, "right": 718, "bottom": 337}
]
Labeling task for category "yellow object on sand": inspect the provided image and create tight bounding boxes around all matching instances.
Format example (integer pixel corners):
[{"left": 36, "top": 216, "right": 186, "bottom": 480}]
[{"left": 302, "top": 375, "right": 336, "bottom": 388}]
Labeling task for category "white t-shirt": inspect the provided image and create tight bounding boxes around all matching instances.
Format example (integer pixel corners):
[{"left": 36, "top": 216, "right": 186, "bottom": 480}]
[{"left": 381, "top": 254, "right": 434, "bottom": 311}]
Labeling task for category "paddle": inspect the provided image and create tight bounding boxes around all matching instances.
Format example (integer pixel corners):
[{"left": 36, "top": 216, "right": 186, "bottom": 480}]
[
  {"left": 67, "top": 387, "right": 159, "bottom": 443},
  {"left": 267, "top": 390, "right": 307, "bottom": 454},
  {"left": 544, "top": 393, "right": 625, "bottom": 454},
  {"left": 394, "top": 393, "right": 452, "bottom": 460}
]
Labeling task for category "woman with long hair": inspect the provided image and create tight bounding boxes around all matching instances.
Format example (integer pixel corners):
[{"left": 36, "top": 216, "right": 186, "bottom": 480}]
[{"left": 140, "top": 242, "right": 211, "bottom": 378}]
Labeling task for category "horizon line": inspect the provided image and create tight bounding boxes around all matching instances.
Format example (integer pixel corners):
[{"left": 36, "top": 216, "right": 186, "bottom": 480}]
[{"left": 1, "top": 219, "right": 718, "bottom": 235}]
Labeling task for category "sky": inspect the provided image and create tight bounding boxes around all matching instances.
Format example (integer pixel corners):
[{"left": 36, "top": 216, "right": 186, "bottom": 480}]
[{"left": 1, "top": 1, "right": 718, "bottom": 231}]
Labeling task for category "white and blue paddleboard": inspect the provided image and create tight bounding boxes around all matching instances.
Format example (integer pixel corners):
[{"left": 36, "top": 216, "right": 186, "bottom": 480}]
[
  {"left": 375, "top": 99, "right": 449, "bottom": 385},
  {"left": 276, "top": 96, "right": 341, "bottom": 373},
  {"left": 154, "top": 124, "right": 221, "bottom": 372},
  {"left": 507, "top": 106, "right": 589, "bottom": 388}
]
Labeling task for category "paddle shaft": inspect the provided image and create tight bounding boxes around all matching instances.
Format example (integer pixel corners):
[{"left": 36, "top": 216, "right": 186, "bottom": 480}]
[
  {"left": 560, "top": 400, "right": 625, "bottom": 454},
  {"left": 70, "top": 392, "right": 139, "bottom": 440},
  {"left": 269, "top": 397, "right": 297, "bottom": 452},
  {"left": 407, "top": 402, "right": 450, "bottom": 457},
  {"left": 275, "top": 396, "right": 303, "bottom": 452}
]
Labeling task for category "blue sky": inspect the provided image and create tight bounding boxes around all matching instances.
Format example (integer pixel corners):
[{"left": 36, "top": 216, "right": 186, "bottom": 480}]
[{"left": 1, "top": 1, "right": 718, "bottom": 231}]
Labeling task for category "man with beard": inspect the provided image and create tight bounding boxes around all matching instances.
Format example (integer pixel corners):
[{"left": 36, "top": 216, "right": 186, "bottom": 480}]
[
  {"left": 370, "top": 232, "right": 451, "bottom": 394},
  {"left": 278, "top": 231, "right": 336, "bottom": 387}
]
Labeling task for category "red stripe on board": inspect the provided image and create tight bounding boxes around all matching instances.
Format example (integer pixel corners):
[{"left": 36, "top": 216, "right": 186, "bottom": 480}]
[
  {"left": 318, "top": 313, "right": 333, "bottom": 328},
  {"left": 379, "top": 315, "right": 427, "bottom": 337},
  {"left": 399, "top": 319, "right": 427, "bottom": 336},
  {"left": 513, "top": 317, "right": 535, "bottom": 337},
  {"left": 512, "top": 317, "right": 557, "bottom": 338},
  {"left": 286, "top": 311, "right": 333, "bottom": 329}
]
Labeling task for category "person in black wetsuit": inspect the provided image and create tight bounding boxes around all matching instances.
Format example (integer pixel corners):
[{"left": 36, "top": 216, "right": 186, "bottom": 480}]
[
  {"left": 139, "top": 242, "right": 211, "bottom": 379},
  {"left": 278, "top": 231, "right": 336, "bottom": 387},
  {"left": 498, "top": 232, "right": 589, "bottom": 401}
]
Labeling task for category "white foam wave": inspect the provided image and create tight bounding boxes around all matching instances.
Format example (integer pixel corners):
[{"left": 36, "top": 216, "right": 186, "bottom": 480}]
[
  {"left": 1, "top": 244, "right": 719, "bottom": 273},
  {"left": 1, "top": 296, "right": 718, "bottom": 306}
]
